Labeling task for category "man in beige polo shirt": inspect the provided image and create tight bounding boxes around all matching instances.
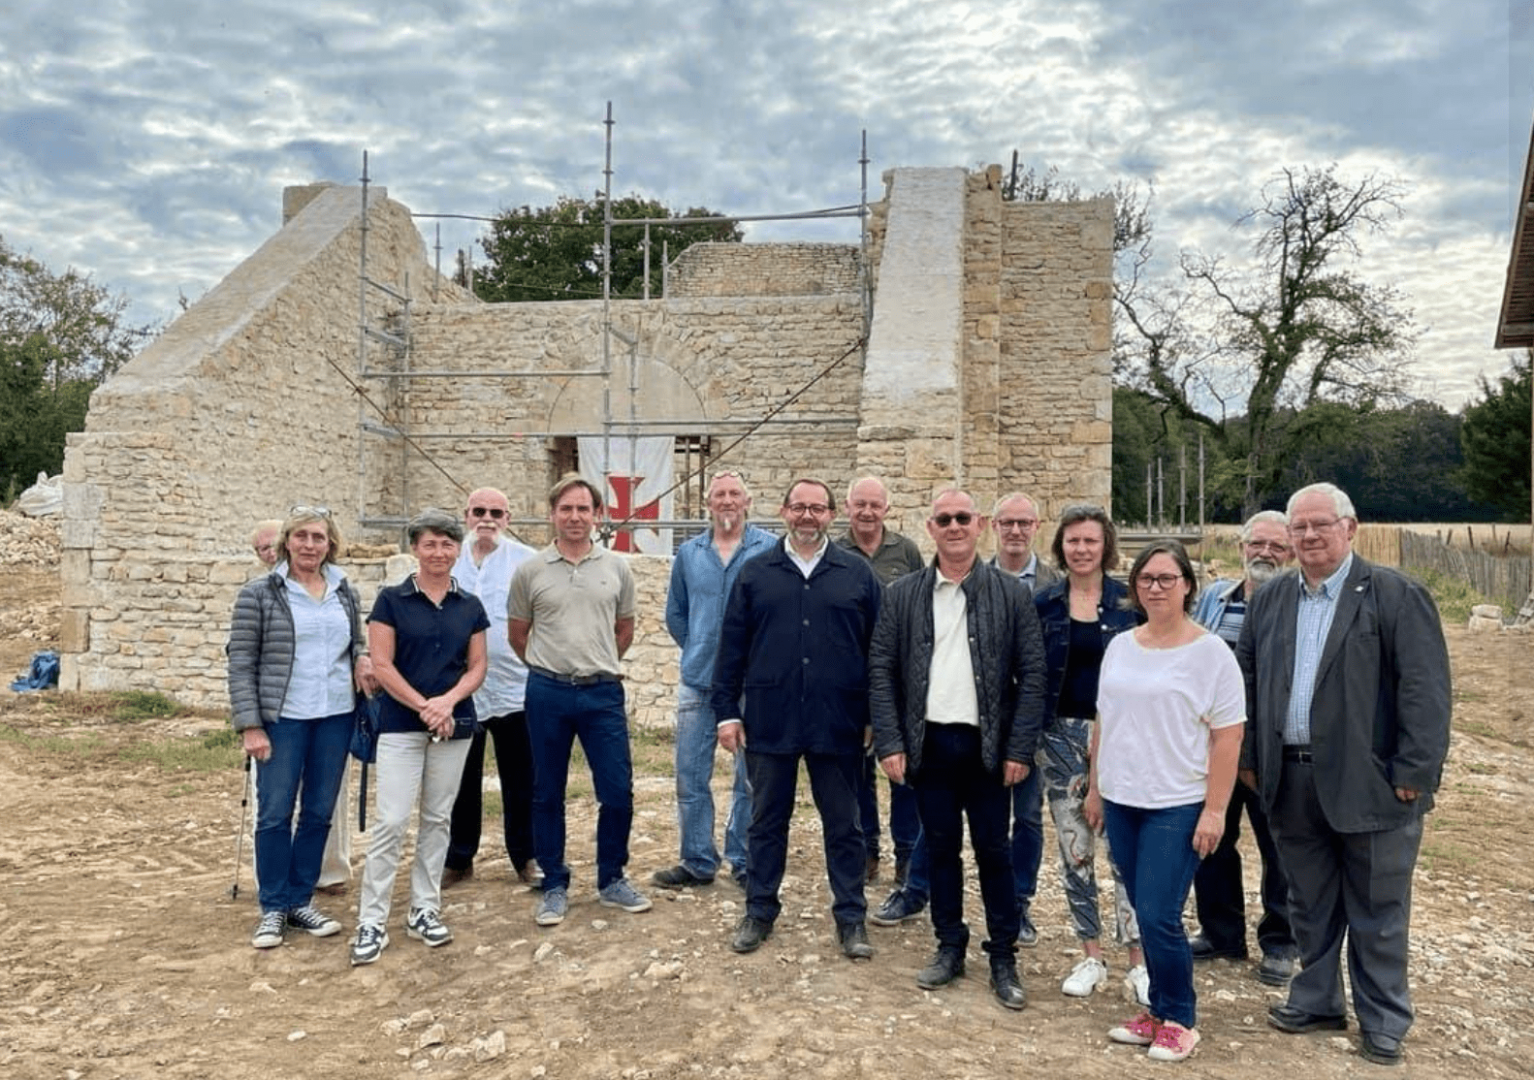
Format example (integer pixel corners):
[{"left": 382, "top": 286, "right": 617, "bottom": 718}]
[{"left": 509, "top": 473, "right": 650, "bottom": 928}]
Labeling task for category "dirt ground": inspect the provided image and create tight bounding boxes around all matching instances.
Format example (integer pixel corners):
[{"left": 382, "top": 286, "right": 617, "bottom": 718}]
[{"left": 0, "top": 564, "right": 1531, "bottom": 1080}]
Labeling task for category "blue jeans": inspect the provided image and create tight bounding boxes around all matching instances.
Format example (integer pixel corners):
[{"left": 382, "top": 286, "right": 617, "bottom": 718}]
[
  {"left": 674, "top": 683, "right": 751, "bottom": 878},
  {"left": 253, "top": 712, "right": 352, "bottom": 913},
  {"left": 1010, "top": 762, "right": 1044, "bottom": 922},
  {"left": 526, "top": 673, "right": 634, "bottom": 892},
  {"left": 1102, "top": 799, "right": 1204, "bottom": 1029}
]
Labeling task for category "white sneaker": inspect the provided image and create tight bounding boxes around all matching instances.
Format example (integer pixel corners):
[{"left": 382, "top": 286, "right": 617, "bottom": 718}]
[
  {"left": 1125, "top": 963, "right": 1150, "bottom": 1006},
  {"left": 1062, "top": 956, "right": 1108, "bottom": 996}
]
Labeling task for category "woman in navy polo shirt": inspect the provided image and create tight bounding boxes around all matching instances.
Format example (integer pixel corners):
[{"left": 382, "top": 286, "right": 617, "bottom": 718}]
[{"left": 351, "top": 509, "right": 489, "bottom": 966}]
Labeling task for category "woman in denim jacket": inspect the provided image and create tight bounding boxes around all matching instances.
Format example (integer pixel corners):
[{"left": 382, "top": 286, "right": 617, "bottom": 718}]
[{"left": 1033, "top": 504, "right": 1146, "bottom": 1002}]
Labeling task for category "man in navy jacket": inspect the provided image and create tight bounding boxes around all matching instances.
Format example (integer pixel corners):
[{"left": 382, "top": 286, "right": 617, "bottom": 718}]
[{"left": 713, "top": 477, "right": 883, "bottom": 960}]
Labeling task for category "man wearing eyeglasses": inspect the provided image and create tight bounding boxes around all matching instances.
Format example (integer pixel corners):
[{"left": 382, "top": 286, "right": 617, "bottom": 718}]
[
  {"left": 1186, "top": 510, "right": 1298, "bottom": 985},
  {"left": 1237, "top": 483, "right": 1451, "bottom": 1068},
  {"left": 869, "top": 488, "right": 1046, "bottom": 1009},
  {"left": 441, "top": 488, "right": 539, "bottom": 889},
  {"left": 838, "top": 476, "right": 925, "bottom": 888},
  {"left": 714, "top": 478, "right": 883, "bottom": 960}
]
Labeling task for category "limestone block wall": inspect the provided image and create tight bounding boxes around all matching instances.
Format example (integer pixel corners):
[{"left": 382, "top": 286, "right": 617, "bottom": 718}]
[
  {"left": 667, "top": 243, "right": 861, "bottom": 297},
  {"left": 379, "top": 296, "right": 867, "bottom": 521},
  {"left": 57, "top": 187, "right": 449, "bottom": 699},
  {"left": 997, "top": 196, "right": 1115, "bottom": 530}
]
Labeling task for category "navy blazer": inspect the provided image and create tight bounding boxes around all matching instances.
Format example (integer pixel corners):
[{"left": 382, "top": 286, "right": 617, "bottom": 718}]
[
  {"left": 711, "top": 541, "right": 883, "bottom": 756},
  {"left": 1236, "top": 556, "right": 1451, "bottom": 833}
]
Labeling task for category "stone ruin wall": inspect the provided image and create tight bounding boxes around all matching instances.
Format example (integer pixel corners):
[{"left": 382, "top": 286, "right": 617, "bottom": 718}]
[
  {"left": 665, "top": 243, "right": 862, "bottom": 298},
  {"left": 57, "top": 169, "right": 1113, "bottom": 717}
]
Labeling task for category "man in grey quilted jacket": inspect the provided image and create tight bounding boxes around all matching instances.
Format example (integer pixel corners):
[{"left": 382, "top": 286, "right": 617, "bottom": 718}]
[{"left": 869, "top": 488, "right": 1047, "bottom": 1011}]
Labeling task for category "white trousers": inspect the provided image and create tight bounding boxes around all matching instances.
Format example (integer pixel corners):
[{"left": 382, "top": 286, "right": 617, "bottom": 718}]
[
  {"left": 250, "top": 757, "right": 353, "bottom": 891},
  {"left": 357, "top": 732, "right": 470, "bottom": 928}
]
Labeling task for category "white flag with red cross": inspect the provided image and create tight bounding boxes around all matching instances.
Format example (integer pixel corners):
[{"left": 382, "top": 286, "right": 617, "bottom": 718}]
[{"left": 577, "top": 435, "right": 674, "bottom": 554}]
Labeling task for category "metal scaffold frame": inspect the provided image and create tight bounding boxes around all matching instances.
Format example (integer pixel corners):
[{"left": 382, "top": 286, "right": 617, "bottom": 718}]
[{"left": 352, "top": 105, "right": 874, "bottom": 542}]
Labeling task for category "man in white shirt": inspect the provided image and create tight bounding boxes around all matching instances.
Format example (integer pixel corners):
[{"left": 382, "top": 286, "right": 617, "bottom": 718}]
[{"left": 442, "top": 487, "right": 540, "bottom": 887}]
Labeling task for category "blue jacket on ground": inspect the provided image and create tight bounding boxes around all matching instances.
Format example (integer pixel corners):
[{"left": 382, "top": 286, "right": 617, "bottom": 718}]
[{"left": 711, "top": 540, "right": 882, "bottom": 756}]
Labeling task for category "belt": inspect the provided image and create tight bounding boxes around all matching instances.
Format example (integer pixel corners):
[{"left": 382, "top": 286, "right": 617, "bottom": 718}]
[
  {"left": 529, "top": 666, "right": 622, "bottom": 687},
  {"left": 1282, "top": 745, "right": 1314, "bottom": 764}
]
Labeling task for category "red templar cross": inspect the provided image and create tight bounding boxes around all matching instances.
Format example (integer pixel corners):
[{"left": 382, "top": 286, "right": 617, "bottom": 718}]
[{"left": 608, "top": 476, "right": 660, "bottom": 552}]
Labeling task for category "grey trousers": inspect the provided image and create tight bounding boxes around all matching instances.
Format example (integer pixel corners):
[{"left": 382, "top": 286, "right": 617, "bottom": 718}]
[{"left": 1269, "top": 759, "right": 1422, "bottom": 1041}]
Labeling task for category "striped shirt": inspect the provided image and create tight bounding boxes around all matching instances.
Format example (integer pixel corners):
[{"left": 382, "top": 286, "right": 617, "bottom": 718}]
[{"left": 1284, "top": 554, "right": 1354, "bottom": 745}]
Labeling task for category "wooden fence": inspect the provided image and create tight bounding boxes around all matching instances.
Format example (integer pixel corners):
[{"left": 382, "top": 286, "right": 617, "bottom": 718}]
[{"left": 1397, "top": 529, "right": 1532, "bottom": 615}]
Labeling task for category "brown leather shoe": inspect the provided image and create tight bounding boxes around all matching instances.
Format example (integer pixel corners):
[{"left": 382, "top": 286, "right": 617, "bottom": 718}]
[
  {"left": 315, "top": 882, "right": 348, "bottom": 897},
  {"left": 441, "top": 866, "right": 473, "bottom": 889}
]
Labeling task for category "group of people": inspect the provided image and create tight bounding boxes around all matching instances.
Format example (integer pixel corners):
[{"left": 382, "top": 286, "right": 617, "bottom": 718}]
[{"left": 227, "top": 473, "right": 1451, "bottom": 1068}]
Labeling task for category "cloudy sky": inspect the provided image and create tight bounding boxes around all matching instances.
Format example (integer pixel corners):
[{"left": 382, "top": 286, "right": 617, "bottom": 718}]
[{"left": 3, "top": 0, "right": 1531, "bottom": 408}]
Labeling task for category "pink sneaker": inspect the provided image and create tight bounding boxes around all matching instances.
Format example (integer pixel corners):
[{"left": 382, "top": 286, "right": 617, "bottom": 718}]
[
  {"left": 1108, "top": 1012, "right": 1160, "bottom": 1046},
  {"left": 1147, "top": 1021, "right": 1200, "bottom": 1062}
]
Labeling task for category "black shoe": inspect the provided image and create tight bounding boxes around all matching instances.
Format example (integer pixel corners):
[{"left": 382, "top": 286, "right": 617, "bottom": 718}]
[
  {"left": 915, "top": 947, "right": 966, "bottom": 989},
  {"left": 869, "top": 888, "right": 927, "bottom": 926},
  {"left": 729, "top": 864, "right": 747, "bottom": 889},
  {"left": 894, "top": 855, "right": 911, "bottom": 887},
  {"left": 1267, "top": 1003, "right": 1349, "bottom": 1034},
  {"left": 865, "top": 853, "right": 881, "bottom": 883},
  {"left": 838, "top": 921, "right": 874, "bottom": 961},
  {"left": 1358, "top": 1032, "right": 1402, "bottom": 1066},
  {"left": 989, "top": 961, "right": 1028, "bottom": 1011},
  {"left": 441, "top": 865, "right": 472, "bottom": 890},
  {"left": 731, "top": 916, "right": 773, "bottom": 954},
  {"left": 1189, "top": 933, "right": 1247, "bottom": 961},
  {"left": 1257, "top": 952, "right": 1297, "bottom": 986},
  {"left": 651, "top": 864, "right": 715, "bottom": 890}
]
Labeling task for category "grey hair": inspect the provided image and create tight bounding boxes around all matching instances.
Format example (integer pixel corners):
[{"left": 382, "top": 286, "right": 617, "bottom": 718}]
[
  {"left": 1239, "top": 509, "right": 1289, "bottom": 543},
  {"left": 1286, "top": 482, "right": 1357, "bottom": 522},
  {"left": 708, "top": 468, "right": 752, "bottom": 503},
  {"left": 407, "top": 507, "right": 465, "bottom": 545},
  {"left": 991, "top": 492, "right": 1039, "bottom": 518},
  {"left": 846, "top": 475, "right": 890, "bottom": 504}
]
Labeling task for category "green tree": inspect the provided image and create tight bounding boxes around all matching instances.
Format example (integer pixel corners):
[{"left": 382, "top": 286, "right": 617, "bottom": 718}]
[
  {"left": 475, "top": 194, "right": 743, "bottom": 303},
  {"left": 0, "top": 334, "right": 93, "bottom": 497},
  {"left": 0, "top": 236, "right": 150, "bottom": 385},
  {"left": 1459, "top": 350, "right": 1532, "bottom": 521},
  {"left": 1116, "top": 166, "right": 1416, "bottom": 518}
]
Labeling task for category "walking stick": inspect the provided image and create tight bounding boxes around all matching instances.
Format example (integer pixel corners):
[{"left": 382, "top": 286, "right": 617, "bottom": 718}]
[{"left": 230, "top": 754, "right": 252, "bottom": 900}]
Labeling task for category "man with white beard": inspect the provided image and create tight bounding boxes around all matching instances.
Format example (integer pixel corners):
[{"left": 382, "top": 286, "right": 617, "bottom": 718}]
[{"left": 1186, "top": 510, "right": 1299, "bottom": 986}]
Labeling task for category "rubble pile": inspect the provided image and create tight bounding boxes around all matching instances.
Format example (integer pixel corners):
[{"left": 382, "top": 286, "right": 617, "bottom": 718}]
[{"left": 0, "top": 509, "right": 61, "bottom": 571}]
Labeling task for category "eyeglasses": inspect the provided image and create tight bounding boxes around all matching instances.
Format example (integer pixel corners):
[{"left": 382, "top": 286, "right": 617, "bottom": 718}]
[
  {"left": 1287, "top": 518, "right": 1342, "bottom": 537},
  {"left": 785, "top": 503, "right": 831, "bottom": 516},
  {"left": 1244, "top": 540, "right": 1289, "bottom": 554},
  {"left": 1136, "top": 573, "right": 1184, "bottom": 591},
  {"left": 468, "top": 506, "right": 507, "bottom": 519},
  {"left": 995, "top": 518, "right": 1038, "bottom": 531},
  {"left": 289, "top": 505, "right": 331, "bottom": 518},
  {"left": 932, "top": 512, "right": 974, "bottom": 527}
]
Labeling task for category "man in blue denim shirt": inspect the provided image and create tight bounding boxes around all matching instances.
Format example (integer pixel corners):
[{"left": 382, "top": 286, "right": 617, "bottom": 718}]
[{"left": 653, "top": 470, "right": 776, "bottom": 890}]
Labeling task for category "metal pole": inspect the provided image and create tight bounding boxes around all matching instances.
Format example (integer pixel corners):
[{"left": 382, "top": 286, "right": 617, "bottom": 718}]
[
  {"left": 601, "top": 101, "right": 614, "bottom": 542},
  {"left": 1145, "top": 463, "right": 1152, "bottom": 528},
  {"left": 357, "top": 151, "right": 370, "bottom": 529},
  {"left": 859, "top": 130, "right": 871, "bottom": 344},
  {"left": 643, "top": 222, "right": 651, "bottom": 300},
  {"left": 432, "top": 221, "right": 441, "bottom": 302},
  {"left": 1156, "top": 456, "right": 1165, "bottom": 528},
  {"left": 1198, "top": 431, "right": 1206, "bottom": 534},
  {"left": 1179, "top": 442, "right": 1187, "bottom": 530}
]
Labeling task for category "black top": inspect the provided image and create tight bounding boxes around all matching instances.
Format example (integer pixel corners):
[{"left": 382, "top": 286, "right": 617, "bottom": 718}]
[
  {"left": 367, "top": 575, "right": 490, "bottom": 737},
  {"left": 1057, "top": 617, "right": 1106, "bottom": 719}
]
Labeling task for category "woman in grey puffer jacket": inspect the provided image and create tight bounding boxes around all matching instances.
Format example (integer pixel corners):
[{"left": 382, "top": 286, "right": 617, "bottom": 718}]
[{"left": 227, "top": 507, "right": 376, "bottom": 950}]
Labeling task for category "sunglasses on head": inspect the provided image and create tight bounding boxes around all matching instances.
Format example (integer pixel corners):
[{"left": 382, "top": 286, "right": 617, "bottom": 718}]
[{"left": 932, "top": 512, "right": 974, "bottom": 527}]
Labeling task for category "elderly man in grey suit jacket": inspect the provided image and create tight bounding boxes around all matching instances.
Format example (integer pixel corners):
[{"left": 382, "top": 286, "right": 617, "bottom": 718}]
[{"left": 1235, "top": 482, "right": 1451, "bottom": 1068}]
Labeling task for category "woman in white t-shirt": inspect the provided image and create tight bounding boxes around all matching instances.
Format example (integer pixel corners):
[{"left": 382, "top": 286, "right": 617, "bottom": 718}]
[{"left": 1085, "top": 539, "right": 1244, "bottom": 1063}]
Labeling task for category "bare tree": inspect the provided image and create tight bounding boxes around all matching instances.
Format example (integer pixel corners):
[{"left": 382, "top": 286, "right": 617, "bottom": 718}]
[{"left": 1117, "top": 165, "right": 1416, "bottom": 516}]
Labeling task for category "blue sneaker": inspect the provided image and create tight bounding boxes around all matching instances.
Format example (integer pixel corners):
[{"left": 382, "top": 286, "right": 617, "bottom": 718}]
[
  {"left": 598, "top": 878, "right": 653, "bottom": 913},
  {"left": 869, "top": 888, "right": 927, "bottom": 926},
  {"left": 535, "top": 886, "right": 568, "bottom": 927}
]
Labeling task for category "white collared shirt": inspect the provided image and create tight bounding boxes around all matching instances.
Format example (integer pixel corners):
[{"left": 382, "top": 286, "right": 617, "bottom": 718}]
[
  {"left": 785, "top": 535, "right": 829, "bottom": 579},
  {"left": 925, "top": 570, "right": 979, "bottom": 727}
]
